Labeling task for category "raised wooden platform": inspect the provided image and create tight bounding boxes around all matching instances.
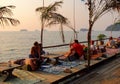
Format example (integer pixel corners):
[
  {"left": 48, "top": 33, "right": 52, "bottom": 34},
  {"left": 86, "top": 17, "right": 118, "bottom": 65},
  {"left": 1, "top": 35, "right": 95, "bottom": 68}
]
[
  {"left": 0, "top": 48, "right": 120, "bottom": 84},
  {"left": 31, "top": 48, "right": 120, "bottom": 84},
  {"left": 70, "top": 54, "right": 120, "bottom": 84}
]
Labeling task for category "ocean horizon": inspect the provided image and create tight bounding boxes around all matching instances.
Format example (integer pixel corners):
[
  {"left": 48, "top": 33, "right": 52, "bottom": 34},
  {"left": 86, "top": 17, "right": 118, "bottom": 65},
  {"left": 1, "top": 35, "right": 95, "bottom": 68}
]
[{"left": 0, "top": 31, "right": 119, "bottom": 62}]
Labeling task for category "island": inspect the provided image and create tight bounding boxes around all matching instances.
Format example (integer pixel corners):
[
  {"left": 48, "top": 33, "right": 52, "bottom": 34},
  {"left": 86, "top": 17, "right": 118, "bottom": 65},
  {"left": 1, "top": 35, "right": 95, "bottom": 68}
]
[
  {"left": 105, "top": 23, "right": 120, "bottom": 31},
  {"left": 80, "top": 28, "right": 88, "bottom": 31},
  {"left": 80, "top": 28, "right": 94, "bottom": 31}
]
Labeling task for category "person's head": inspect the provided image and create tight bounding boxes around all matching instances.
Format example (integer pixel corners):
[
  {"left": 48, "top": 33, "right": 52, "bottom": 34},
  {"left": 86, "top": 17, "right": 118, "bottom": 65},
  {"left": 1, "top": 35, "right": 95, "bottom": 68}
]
[
  {"left": 34, "top": 41, "right": 39, "bottom": 46},
  {"left": 90, "top": 40, "right": 94, "bottom": 45},
  {"left": 39, "top": 43, "right": 42, "bottom": 47},
  {"left": 100, "top": 41, "right": 104, "bottom": 45},
  {"left": 74, "top": 39, "right": 79, "bottom": 43},
  {"left": 109, "top": 37, "right": 113, "bottom": 40},
  {"left": 118, "top": 37, "right": 120, "bottom": 40}
]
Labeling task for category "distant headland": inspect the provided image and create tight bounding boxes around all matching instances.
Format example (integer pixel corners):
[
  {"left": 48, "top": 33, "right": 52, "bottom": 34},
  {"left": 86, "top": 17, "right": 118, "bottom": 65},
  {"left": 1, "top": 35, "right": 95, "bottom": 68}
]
[
  {"left": 80, "top": 28, "right": 94, "bottom": 31},
  {"left": 105, "top": 23, "right": 120, "bottom": 31},
  {"left": 80, "top": 28, "right": 88, "bottom": 31}
]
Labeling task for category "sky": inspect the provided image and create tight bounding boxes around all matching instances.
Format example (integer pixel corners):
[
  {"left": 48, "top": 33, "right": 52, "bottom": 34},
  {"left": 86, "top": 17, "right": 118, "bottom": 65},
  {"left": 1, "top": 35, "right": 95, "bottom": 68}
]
[{"left": 0, "top": 0, "right": 119, "bottom": 31}]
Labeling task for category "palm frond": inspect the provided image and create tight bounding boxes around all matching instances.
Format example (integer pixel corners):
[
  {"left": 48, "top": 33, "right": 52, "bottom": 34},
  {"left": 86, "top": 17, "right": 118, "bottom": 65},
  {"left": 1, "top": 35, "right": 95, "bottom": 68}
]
[
  {"left": 47, "top": 1, "right": 63, "bottom": 12},
  {"left": 0, "top": 5, "right": 16, "bottom": 16},
  {"left": 111, "top": 1, "right": 120, "bottom": 12},
  {"left": 0, "top": 17, "right": 20, "bottom": 26},
  {"left": 7, "top": 5, "right": 16, "bottom": 8},
  {"left": 88, "top": 0, "right": 120, "bottom": 25},
  {"left": 35, "top": 7, "right": 47, "bottom": 13}
]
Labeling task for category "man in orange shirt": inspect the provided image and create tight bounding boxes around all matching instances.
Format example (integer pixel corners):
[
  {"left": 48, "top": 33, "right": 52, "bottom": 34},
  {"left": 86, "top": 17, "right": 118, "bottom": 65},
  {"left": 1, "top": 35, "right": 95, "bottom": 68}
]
[
  {"left": 71, "top": 39, "right": 84, "bottom": 59},
  {"left": 59, "top": 39, "right": 84, "bottom": 61}
]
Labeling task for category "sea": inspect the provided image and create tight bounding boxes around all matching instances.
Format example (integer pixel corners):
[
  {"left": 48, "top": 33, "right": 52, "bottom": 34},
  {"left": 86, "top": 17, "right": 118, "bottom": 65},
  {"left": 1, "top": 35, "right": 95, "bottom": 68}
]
[{"left": 0, "top": 31, "right": 119, "bottom": 62}]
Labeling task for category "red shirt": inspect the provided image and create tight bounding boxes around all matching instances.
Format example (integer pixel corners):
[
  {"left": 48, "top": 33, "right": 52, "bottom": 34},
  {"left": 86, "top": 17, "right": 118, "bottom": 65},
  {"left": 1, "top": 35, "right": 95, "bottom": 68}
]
[{"left": 72, "top": 43, "right": 84, "bottom": 57}]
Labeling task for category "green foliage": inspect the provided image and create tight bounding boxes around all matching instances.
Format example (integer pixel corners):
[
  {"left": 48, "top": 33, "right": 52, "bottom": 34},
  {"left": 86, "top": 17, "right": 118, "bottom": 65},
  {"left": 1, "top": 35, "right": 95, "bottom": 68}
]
[{"left": 97, "top": 34, "right": 106, "bottom": 40}]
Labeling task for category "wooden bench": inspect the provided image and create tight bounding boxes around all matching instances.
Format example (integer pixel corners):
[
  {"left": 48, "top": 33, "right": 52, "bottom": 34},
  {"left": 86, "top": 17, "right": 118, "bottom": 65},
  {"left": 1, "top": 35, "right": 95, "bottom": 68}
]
[{"left": 0, "top": 62, "right": 21, "bottom": 81}]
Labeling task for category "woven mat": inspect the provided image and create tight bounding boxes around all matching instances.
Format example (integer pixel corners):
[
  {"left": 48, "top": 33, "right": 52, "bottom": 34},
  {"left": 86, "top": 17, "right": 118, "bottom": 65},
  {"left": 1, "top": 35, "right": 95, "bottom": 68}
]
[{"left": 40, "top": 61, "right": 85, "bottom": 74}]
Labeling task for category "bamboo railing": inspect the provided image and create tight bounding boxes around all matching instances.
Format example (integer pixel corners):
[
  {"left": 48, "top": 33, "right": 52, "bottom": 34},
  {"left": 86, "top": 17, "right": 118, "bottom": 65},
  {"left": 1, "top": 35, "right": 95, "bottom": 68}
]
[{"left": 43, "top": 38, "right": 109, "bottom": 49}]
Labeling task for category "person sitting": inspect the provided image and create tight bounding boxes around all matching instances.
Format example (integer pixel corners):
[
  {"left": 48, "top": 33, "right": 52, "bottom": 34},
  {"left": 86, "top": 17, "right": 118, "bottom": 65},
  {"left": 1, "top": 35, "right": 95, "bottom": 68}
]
[
  {"left": 12, "top": 58, "right": 41, "bottom": 71},
  {"left": 59, "top": 39, "right": 84, "bottom": 61},
  {"left": 90, "top": 40, "right": 98, "bottom": 55},
  {"left": 98, "top": 41, "right": 106, "bottom": 53},
  {"left": 72, "top": 40, "right": 84, "bottom": 58},
  {"left": 115, "top": 37, "right": 120, "bottom": 48},
  {"left": 39, "top": 43, "right": 46, "bottom": 55},
  {"left": 29, "top": 41, "right": 41, "bottom": 59},
  {"left": 106, "top": 37, "right": 117, "bottom": 48}
]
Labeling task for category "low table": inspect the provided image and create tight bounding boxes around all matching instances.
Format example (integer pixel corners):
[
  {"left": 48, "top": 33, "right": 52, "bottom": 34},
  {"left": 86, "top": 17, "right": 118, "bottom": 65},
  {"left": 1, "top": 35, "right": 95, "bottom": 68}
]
[{"left": 0, "top": 62, "right": 21, "bottom": 81}]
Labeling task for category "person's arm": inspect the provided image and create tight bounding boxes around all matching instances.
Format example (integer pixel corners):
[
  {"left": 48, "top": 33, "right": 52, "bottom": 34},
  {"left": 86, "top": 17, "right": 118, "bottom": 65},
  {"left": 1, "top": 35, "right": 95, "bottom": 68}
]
[
  {"left": 105, "top": 41, "right": 109, "bottom": 47},
  {"left": 31, "top": 47, "right": 36, "bottom": 58},
  {"left": 66, "top": 46, "right": 75, "bottom": 57},
  {"left": 38, "top": 46, "right": 42, "bottom": 60}
]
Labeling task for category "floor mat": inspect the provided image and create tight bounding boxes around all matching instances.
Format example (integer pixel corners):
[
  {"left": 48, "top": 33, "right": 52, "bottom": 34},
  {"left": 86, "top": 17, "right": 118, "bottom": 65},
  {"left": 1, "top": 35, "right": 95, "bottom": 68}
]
[{"left": 39, "top": 60, "right": 85, "bottom": 74}]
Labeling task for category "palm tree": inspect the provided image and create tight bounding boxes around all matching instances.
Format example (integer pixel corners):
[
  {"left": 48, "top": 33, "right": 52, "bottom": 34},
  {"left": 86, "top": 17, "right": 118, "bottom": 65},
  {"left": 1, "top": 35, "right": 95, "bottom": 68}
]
[
  {"left": 36, "top": 1, "right": 76, "bottom": 45},
  {"left": 36, "top": 1, "right": 63, "bottom": 46},
  {"left": 0, "top": 5, "right": 20, "bottom": 26},
  {"left": 47, "top": 13, "right": 69, "bottom": 42},
  {"left": 82, "top": 0, "right": 120, "bottom": 68},
  {"left": 47, "top": 13, "right": 76, "bottom": 43}
]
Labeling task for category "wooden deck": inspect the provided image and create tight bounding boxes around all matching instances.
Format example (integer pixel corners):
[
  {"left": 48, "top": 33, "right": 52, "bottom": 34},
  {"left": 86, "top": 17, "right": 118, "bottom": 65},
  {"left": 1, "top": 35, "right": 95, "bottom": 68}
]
[
  {"left": 32, "top": 48, "right": 120, "bottom": 84},
  {"left": 70, "top": 54, "right": 120, "bottom": 84},
  {"left": 0, "top": 48, "right": 120, "bottom": 84}
]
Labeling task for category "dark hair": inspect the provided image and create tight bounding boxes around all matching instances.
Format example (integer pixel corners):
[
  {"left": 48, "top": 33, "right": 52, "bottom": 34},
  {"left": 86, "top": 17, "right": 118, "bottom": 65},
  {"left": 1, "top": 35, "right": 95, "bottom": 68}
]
[
  {"left": 109, "top": 37, "right": 113, "bottom": 40},
  {"left": 34, "top": 41, "right": 38, "bottom": 46},
  {"left": 91, "top": 40, "right": 94, "bottom": 44},
  {"left": 74, "top": 39, "right": 79, "bottom": 43},
  {"left": 39, "top": 43, "right": 42, "bottom": 47}
]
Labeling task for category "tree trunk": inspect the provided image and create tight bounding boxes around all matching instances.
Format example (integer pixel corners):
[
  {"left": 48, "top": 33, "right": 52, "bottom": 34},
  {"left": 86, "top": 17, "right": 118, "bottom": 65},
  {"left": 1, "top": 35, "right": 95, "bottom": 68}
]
[
  {"left": 41, "top": 18, "right": 44, "bottom": 48},
  {"left": 87, "top": 25, "right": 92, "bottom": 67},
  {"left": 60, "top": 23, "right": 65, "bottom": 43},
  {"left": 87, "top": 0, "right": 93, "bottom": 69}
]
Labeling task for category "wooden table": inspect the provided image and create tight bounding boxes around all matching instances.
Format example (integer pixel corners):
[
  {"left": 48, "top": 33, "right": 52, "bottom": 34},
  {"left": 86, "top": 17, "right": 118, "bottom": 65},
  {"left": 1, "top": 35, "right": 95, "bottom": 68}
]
[{"left": 0, "top": 62, "right": 21, "bottom": 81}]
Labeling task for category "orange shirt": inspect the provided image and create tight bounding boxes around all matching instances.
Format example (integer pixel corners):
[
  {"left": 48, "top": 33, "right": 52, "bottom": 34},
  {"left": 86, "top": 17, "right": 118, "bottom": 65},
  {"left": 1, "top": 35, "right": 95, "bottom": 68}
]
[{"left": 72, "top": 43, "right": 84, "bottom": 57}]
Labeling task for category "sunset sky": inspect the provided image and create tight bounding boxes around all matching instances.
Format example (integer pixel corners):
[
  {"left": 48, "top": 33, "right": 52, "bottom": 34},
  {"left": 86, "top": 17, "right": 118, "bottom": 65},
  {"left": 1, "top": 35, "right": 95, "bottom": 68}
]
[{"left": 0, "top": 0, "right": 118, "bottom": 31}]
